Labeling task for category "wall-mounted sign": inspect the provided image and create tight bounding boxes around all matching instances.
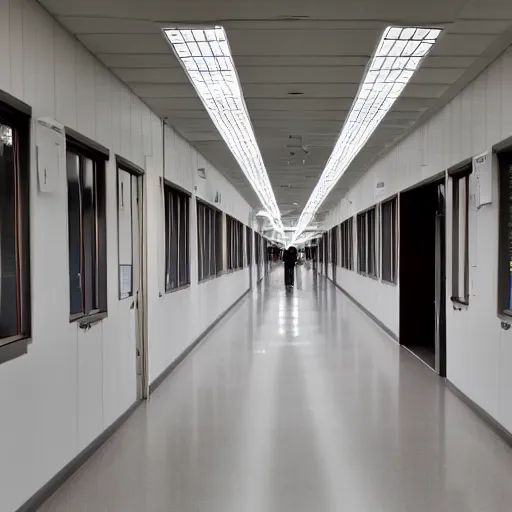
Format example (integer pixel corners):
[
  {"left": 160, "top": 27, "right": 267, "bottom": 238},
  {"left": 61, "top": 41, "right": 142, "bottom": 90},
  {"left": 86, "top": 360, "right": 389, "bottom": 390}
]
[
  {"left": 473, "top": 150, "right": 493, "bottom": 208},
  {"left": 375, "top": 180, "right": 386, "bottom": 199},
  {"left": 119, "top": 264, "right": 133, "bottom": 299}
]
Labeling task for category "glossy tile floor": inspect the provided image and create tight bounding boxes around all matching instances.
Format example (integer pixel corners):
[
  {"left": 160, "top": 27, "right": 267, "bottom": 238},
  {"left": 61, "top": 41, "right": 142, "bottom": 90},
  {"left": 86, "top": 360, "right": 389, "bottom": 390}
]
[{"left": 39, "top": 266, "right": 512, "bottom": 512}]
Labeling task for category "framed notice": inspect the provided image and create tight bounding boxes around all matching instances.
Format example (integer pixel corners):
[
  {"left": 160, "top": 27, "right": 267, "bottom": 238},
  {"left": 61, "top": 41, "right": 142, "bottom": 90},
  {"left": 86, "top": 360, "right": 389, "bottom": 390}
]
[
  {"left": 119, "top": 264, "right": 133, "bottom": 299},
  {"left": 473, "top": 150, "right": 493, "bottom": 208}
]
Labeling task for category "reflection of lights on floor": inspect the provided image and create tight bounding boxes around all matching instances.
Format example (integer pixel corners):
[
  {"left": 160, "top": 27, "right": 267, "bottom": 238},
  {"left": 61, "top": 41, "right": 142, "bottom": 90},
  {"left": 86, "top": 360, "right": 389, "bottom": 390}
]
[
  {"left": 276, "top": 295, "right": 301, "bottom": 336},
  {"left": 274, "top": 340, "right": 310, "bottom": 347}
]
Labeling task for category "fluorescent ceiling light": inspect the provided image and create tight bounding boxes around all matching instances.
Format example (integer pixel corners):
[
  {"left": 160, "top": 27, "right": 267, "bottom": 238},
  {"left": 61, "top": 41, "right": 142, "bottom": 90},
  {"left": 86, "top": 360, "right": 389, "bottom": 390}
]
[
  {"left": 163, "top": 26, "right": 283, "bottom": 230},
  {"left": 293, "top": 26, "right": 441, "bottom": 239}
]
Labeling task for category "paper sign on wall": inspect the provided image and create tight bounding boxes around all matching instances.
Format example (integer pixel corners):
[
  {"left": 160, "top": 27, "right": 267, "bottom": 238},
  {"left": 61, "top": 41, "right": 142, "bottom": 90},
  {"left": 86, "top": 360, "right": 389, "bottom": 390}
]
[
  {"left": 120, "top": 264, "right": 133, "bottom": 299},
  {"left": 473, "top": 150, "right": 493, "bottom": 208},
  {"left": 375, "top": 180, "right": 386, "bottom": 200},
  {"left": 35, "top": 118, "right": 65, "bottom": 193}
]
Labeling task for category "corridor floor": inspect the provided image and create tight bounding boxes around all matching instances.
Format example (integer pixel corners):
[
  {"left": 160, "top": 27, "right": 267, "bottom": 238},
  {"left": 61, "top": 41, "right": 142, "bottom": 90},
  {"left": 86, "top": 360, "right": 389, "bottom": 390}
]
[{"left": 39, "top": 267, "right": 512, "bottom": 512}]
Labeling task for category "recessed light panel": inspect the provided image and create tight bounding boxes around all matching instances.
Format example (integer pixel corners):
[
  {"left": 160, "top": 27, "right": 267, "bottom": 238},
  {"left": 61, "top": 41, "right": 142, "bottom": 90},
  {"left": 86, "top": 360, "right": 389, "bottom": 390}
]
[
  {"left": 293, "top": 26, "right": 441, "bottom": 239},
  {"left": 163, "top": 26, "right": 283, "bottom": 229}
]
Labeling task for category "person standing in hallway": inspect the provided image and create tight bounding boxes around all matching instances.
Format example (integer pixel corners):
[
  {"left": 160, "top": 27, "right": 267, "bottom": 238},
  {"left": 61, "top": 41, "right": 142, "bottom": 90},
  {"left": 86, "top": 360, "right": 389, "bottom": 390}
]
[{"left": 283, "top": 246, "right": 297, "bottom": 287}]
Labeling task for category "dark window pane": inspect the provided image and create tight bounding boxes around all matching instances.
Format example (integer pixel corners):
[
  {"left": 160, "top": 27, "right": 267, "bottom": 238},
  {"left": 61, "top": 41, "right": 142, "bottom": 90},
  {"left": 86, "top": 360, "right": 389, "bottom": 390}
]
[
  {"left": 179, "top": 194, "right": 188, "bottom": 286},
  {"left": 197, "top": 203, "right": 204, "bottom": 281},
  {"left": 82, "top": 158, "right": 98, "bottom": 313},
  {"left": 66, "top": 151, "right": 83, "bottom": 316},
  {"left": 0, "top": 124, "right": 19, "bottom": 337},
  {"left": 216, "top": 211, "right": 223, "bottom": 274},
  {"left": 170, "top": 191, "right": 179, "bottom": 289},
  {"left": 209, "top": 211, "right": 215, "bottom": 277}
]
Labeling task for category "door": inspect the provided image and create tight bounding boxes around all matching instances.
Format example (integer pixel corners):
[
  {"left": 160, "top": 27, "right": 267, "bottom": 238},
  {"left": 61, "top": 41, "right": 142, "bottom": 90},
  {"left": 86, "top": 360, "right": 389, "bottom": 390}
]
[
  {"left": 118, "top": 167, "right": 146, "bottom": 399},
  {"left": 434, "top": 182, "right": 446, "bottom": 376}
]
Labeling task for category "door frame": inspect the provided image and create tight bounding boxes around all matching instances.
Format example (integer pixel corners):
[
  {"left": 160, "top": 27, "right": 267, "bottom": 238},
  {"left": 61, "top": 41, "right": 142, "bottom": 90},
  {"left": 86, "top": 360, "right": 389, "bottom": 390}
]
[
  {"left": 398, "top": 173, "right": 447, "bottom": 376},
  {"left": 116, "top": 155, "right": 148, "bottom": 399}
]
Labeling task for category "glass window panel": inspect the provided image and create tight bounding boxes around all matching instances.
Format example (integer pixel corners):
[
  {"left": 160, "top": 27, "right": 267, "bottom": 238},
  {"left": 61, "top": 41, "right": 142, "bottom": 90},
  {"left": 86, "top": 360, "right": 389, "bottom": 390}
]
[
  {"left": 0, "top": 123, "right": 19, "bottom": 336},
  {"left": 82, "top": 158, "right": 98, "bottom": 313},
  {"left": 179, "top": 194, "right": 189, "bottom": 286},
  {"left": 66, "top": 151, "right": 83, "bottom": 316}
]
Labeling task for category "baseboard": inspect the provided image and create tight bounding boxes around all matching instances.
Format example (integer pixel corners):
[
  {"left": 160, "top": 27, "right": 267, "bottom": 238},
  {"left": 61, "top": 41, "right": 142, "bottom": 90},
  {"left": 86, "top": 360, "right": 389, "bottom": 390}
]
[
  {"left": 149, "top": 288, "right": 250, "bottom": 395},
  {"left": 327, "top": 276, "right": 399, "bottom": 342},
  {"left": 16, "top": 400, "right": 140, "bottom": 512},
  {"left": 446, "top": 380, "right": 512, "bottom": 449}
]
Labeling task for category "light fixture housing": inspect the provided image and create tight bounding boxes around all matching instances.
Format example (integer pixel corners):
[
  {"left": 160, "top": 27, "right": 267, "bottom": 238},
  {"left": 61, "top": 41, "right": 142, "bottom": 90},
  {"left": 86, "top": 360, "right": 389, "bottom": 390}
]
[
  {"left": 293, "top": 26, "right": 441, "bottom": 239},
  {"left": 163, "top": 26, "right": 283, "bottom": 230}
]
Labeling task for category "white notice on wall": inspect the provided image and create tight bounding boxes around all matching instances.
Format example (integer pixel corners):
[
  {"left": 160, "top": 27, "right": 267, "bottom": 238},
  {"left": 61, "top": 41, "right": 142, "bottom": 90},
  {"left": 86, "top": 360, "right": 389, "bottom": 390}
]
[
  {"left": 120, "top": 264, "right": 133, "bottom": 299},
  {"left": 473, "top": 150, "right": 493, "bottom": 208},
  {"left": 35, "top": 118, "right": 65, "bottom": 193},
  {"left": 375, "top": 180, "right": 386, "bottom": 200}
]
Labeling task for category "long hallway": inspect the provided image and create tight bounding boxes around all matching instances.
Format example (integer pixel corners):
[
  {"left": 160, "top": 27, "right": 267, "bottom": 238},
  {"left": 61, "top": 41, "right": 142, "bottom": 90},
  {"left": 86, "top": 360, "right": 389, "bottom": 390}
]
[{"left": 39, "top": 267, "right": 512, "bottom": 512}]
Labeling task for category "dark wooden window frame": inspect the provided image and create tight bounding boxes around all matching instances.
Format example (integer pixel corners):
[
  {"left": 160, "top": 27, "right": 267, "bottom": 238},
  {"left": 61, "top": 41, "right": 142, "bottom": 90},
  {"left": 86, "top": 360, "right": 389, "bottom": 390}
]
[
  {"left": 115, "top": 155, "right": 144, "bottom": 301},
  {"left": 450, "top": 164, "right": 472, "bottom": 306},
  {"left": 163, "top": 180, "right": 191, "bottom": 293},
  {"left": 0, "top": 91, "right": 31, "bottom": 357},
  {"left": 66, "top": 131, "right": 109, "bottom": 326},
  {"left": 197, "top": 199, "right": 222, "bottom": 283},
  {"left": 357, "top": 206, "right": 378, "bottom": 278},
  {"left": 381, "top": 196, "right": 398, "bottom": 284}
]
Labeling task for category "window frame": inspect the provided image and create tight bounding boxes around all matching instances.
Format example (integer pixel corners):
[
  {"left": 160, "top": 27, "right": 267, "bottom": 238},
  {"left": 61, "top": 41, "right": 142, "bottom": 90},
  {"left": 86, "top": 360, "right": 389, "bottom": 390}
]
[
  {"left": 116, "top": 156, "right": 144, "bottom": 301},
  {"left": 197, "top": 199, "right": 221, "bottom": 283},
  {"left": 330, "top": 226, "right": 338, "bottom": 267},
  {"left": 163, "top": 180, "right": 191, "bottom": 293},
  {"left": 357, "top": 206, "right": 378, "bottom": 278},
  {"left": 0, "top": 92, "right": 31, "bottom": 353},
  {"left": 381, "top": 196, "right": 398, "bottom": 284},
  {"left": 497, "top": 151, "right": 512, "bottom": 316},
  {"left": 226, "top": 214, "right": 245, "bottom": 272},
  {"left": 450, "top": 164, "right": 471, "bottom": 306},
  {"left": 66, "top": 131, "right": 109, "bottom": 324},
  {"left": 246, "top": 226, "right": 252, "bottom": 266},
  {"left": 340, "top": 217, "right": 354, "bottom": 270},
  {"left": 215, "top": 209, "right": 224, "bottom": 276}
]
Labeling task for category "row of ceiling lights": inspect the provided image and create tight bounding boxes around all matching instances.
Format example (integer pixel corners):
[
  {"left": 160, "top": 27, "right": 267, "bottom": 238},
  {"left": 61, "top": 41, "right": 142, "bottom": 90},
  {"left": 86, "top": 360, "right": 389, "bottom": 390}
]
[{"left": 163, "top": 25, "right": 441, "bottom": 244}]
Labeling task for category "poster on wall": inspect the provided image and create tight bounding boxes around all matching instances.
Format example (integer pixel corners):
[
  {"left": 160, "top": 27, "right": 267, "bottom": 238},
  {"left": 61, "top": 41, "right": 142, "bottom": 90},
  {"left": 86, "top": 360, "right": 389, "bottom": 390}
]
[
  {"left": 375, "top": 180, "right": 386, "bottom": 200},
  {"left": 473, "top": 150, "right": 493, "bottom": 208},
  {"left": 36, "top": 118, "right": 65, "bottom": 193},
  {"left": 119, "top": 264, "right": 133, "bottom": 299}
]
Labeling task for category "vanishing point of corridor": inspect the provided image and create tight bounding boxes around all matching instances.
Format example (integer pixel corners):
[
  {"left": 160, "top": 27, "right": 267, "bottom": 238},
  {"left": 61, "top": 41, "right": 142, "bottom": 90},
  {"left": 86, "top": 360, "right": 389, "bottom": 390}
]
[{"left": 38, "top": 266, "right": 512, "bottom": 512}]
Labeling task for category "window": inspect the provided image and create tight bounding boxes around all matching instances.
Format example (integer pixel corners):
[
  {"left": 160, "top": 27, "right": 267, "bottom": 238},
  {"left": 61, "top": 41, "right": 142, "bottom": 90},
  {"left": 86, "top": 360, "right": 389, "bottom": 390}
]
[
  {"left": 451, "top": 167, "right": 471, "bottom": 304},
  {"left": 197, "top": 200, "right": 220, "bottom": 282},
  {"left": 255, "top": 232, "right": 262, "bottom": 266},
  {"left": 246, "top": 226, "right": 252, "bottom": 266},
  {"left": 340, "top": 218, "right": 354, "bottom": 270},
  {"left": 381, "top": 197, "right": 398, "bottom": 283},
  {"left": 164, "top": 184, "right": 190, "bottom": 291},
  {"left": 498, "top": 153, "right": 512, "bottom": 314},
  {"left": 357, "top": 207, "right": 377, "bottom": 277},
  {"left": 330, "top": 226, "right": 338, "bottom": 266},
  {"left": 66, "top": 136, "right": 108, "bottom": 320},
  {"left": 117, "top": 158, "right": 143, "bottom": 301},
  {"left": 226, "top": 215, "right": 244, "bottom": 270},
  {"left": 215, "top": 209, "right": 223, "bottom": 275},
  {"left": 0, "top": 97, "right": 30, "bottom": 346}
]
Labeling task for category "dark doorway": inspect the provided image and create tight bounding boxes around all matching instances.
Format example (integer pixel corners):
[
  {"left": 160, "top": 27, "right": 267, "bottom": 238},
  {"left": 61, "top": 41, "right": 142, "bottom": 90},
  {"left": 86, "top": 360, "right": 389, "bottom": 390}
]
[{"left": 399, "top": 178, "right": 446, "bottom": 375}]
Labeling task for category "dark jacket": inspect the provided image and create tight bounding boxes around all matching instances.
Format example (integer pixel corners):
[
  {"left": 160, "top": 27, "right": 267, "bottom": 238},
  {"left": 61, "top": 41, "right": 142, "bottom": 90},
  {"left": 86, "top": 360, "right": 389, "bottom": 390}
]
[{"left": 283, "top": 247, "right": 297, "bottom": 266}]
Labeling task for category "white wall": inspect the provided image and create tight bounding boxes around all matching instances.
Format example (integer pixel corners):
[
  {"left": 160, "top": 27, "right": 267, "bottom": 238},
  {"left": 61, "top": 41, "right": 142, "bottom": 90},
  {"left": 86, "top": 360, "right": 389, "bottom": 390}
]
[
  {"left": 147, "top": 126, "right": 252, "bottom": 382},
  {"left": 0, "top": 1, "right": 254, "bottom": 510},
  {"left": 323, "top": 45, "right": 512, "bottom": 434}
]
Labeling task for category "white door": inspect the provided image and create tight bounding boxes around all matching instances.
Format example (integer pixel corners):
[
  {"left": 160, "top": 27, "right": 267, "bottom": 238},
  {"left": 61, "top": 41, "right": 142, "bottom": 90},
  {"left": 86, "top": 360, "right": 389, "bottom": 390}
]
[{"left": 118, "top": 168, "right": 146, "bottom": 399}]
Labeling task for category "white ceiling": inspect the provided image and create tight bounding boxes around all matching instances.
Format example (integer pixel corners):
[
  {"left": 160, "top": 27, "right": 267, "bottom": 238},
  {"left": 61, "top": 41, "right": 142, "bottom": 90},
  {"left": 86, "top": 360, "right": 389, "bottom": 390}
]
[{"left": 40, "top": 0, "right": 512, "bottom": 224}]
